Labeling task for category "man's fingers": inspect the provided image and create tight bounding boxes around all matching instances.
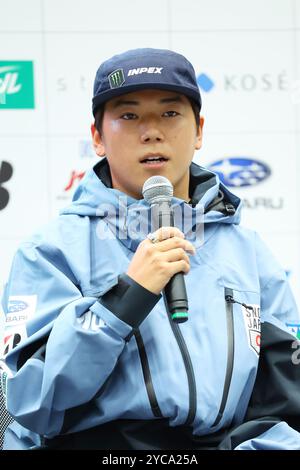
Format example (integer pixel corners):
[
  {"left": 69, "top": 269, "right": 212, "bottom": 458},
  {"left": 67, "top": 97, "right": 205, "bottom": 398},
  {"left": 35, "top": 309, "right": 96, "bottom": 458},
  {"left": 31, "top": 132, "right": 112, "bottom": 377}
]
[
  {"left": 151, "top": 236, "right": 195, "bottom": 254},
  {"left": 152, "top": 227, "right": 184, "bottom": 242},
  {"left": 162, "top": 247, "right": 190, "bottom": 263},
  {"left": 146, "top": 227, "right": 195, "bottom": 254},
  {"left": 168, "top": 260, "right": 190, "bottom": 276}
]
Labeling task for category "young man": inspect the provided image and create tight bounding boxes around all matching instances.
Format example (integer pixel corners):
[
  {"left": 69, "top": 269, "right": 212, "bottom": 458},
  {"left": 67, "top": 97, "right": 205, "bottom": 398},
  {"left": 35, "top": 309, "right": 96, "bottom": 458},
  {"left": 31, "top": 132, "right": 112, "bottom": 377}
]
[{"left": 1, "top": 48, "right": 300, "bottom": 450}]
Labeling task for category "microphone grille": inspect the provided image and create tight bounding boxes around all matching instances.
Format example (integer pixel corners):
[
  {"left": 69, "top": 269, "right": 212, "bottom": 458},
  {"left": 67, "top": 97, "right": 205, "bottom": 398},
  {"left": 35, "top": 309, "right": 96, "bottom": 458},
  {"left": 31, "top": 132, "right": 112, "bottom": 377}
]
[{"left": 142, "top": 176, "right": 173, "bottom": 204}]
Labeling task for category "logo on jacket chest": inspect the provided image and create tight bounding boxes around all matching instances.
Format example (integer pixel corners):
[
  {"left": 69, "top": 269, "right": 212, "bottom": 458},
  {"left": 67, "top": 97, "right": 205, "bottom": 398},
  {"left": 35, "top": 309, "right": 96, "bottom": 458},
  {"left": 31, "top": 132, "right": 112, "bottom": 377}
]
[{"left": 242, "top": 304, "right": 261, "bottom": 355}]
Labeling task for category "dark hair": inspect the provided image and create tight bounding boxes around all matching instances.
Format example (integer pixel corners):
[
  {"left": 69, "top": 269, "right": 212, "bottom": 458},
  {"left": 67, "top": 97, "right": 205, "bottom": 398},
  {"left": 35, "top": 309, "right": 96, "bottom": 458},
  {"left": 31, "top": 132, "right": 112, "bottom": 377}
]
[
  {"left": 94, "top": 96, "right": 200, "bottom": 134},
  {"left": 94, "top": 105, "right": 105, "bottom": 134},
  {"left": 189, "top": 99, "right": 201, "bottom": 128}
]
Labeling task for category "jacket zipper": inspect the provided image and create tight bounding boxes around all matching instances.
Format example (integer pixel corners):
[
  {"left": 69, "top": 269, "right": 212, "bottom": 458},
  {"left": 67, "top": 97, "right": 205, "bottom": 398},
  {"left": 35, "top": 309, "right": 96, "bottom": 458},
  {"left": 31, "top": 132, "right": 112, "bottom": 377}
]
[
  {"left": 163, "top": 296, "right": 197, "bottom": 427},
  {"left": 134, "top": 329, "right": 163, "bottom": 418},
  {"left": 212, "top": 287, "right": 235, "bottom": 427},
  {"left": 225, "top": 293, "right": 254, "bottom": 312}
]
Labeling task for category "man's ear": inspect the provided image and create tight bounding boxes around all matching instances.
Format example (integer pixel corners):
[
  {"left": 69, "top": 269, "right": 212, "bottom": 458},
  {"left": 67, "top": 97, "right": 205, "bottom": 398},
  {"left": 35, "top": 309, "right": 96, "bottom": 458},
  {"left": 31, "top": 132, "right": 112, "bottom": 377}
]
[
  {"left": 91, "top": 123, "right": 106, "bottom": 157},
  {"left": 195, "top": 116, "right": 204, "bottom": 150}
]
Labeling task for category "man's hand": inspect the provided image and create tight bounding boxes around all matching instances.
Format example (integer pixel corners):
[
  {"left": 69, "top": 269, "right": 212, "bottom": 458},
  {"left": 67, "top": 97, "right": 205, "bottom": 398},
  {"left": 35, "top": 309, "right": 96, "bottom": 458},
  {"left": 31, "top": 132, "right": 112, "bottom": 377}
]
[{"left": 126, "top": 227, "right": 196, "bottom": 295}]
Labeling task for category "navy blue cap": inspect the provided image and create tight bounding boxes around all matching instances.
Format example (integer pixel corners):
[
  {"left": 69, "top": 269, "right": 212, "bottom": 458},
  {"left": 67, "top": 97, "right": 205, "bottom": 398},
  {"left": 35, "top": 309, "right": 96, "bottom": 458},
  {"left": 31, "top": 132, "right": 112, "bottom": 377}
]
[{"left": 92, "top": 48, "right": 201, "bottom": 116}]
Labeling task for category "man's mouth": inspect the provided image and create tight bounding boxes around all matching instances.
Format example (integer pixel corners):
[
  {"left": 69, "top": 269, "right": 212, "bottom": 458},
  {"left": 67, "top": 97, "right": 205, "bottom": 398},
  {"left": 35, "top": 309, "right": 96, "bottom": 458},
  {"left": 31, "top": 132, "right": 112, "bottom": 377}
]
[{"left": 140, "top": 155, "right": 169, "bottom": 164}]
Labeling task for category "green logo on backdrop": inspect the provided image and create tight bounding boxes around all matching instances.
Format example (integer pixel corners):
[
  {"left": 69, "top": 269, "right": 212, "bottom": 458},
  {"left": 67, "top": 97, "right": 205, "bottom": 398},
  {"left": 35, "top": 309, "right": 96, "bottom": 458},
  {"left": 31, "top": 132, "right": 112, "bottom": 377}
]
[{"left": 0, "top": 61, "right": 35, "bottom": 109}]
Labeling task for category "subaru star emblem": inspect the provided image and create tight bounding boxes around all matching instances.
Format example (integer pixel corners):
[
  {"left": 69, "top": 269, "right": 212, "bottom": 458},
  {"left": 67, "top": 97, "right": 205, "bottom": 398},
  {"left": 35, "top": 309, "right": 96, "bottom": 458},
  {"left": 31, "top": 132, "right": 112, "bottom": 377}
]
[
  {"left": 208, "top": 157, "right": 271, "bottom": 187},
  {"left": 8, "top": 300, "right": 28, "bottom": 313}
]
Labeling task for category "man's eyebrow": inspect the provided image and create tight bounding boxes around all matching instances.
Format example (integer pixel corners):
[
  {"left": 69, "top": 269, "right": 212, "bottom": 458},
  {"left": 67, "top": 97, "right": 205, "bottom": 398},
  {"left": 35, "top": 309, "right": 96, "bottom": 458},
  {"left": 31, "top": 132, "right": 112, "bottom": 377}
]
[
  {"left": 159, "top": 95, "right": 184, "bottom": 104},
  {"left": 112, "top": 99, "right": 139, "bottom": 108},
  {"left": 112, "top": 95, "right": 184, "bottom": 108}
]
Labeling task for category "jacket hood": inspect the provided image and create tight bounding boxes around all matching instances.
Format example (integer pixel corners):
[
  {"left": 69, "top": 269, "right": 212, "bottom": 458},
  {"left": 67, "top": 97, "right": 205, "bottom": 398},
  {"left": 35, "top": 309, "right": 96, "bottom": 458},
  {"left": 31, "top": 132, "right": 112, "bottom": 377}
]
[{"left": 60, "top": 159, "right": 242, "bottom": 251}]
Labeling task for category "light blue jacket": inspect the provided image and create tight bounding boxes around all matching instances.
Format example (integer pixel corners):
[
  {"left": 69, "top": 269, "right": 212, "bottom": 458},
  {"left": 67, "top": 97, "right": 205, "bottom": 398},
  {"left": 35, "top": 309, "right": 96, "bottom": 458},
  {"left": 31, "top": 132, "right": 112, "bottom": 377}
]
[{"left": 2, "top": 160, "right": 300, "bottom": 450}]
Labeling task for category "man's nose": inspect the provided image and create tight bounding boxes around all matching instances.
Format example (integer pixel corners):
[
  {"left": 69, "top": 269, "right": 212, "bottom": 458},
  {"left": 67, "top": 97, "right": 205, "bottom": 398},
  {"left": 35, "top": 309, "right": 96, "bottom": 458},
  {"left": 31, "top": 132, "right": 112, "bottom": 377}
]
[{"left": 140, "top": 123, "right": 164, "bottom": 143}]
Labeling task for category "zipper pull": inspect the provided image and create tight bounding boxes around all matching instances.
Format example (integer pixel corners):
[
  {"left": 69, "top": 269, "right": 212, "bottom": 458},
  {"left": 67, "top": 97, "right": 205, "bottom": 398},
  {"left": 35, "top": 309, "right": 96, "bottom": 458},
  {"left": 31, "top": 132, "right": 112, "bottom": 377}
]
[{"left": 225, "top": 294, "right": 253, "bottom": 311}]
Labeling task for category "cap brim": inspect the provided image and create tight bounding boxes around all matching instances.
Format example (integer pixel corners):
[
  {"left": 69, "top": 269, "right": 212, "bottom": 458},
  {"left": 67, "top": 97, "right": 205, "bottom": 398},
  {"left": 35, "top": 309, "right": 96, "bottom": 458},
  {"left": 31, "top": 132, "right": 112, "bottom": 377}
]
[{"left": 92, "top": 83, "right": 201, "bottom": 116}]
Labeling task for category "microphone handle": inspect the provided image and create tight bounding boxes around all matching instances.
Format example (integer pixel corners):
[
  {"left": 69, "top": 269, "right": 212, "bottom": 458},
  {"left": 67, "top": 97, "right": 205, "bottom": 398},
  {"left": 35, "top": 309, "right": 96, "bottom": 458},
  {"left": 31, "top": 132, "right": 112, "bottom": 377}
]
[{"left": 153, "top": 202, "right": 188, "bottom": 323}]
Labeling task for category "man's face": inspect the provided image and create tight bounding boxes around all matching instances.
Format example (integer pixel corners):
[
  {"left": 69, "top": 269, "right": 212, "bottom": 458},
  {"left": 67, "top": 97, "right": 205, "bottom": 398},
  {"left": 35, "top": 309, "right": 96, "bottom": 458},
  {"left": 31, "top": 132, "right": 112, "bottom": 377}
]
[{"left": 91, "top": 89, "right": 204, "bottom": 200}]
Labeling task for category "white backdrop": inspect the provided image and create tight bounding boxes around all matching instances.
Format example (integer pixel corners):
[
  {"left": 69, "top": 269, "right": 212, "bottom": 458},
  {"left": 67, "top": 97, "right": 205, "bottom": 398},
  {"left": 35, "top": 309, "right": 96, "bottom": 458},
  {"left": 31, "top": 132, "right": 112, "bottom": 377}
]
[{"left": 0, "top": 0, "right": 299, "bottom": 311}]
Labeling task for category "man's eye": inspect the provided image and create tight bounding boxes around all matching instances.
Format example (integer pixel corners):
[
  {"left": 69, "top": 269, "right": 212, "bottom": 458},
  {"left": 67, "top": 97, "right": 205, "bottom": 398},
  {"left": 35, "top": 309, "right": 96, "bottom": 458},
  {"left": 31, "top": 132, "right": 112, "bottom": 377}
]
[
  {"left": 163, "top": 111, "right": 179, "bottom": 117},
  {"left": 121, "top": 113, "right": 137, "bottom": 120}
]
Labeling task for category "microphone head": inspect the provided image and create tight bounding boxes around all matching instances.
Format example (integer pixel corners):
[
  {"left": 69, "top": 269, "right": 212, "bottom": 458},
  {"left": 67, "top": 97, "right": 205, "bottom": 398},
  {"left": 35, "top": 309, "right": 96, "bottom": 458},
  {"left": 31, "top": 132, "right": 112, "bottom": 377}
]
[{"left": 142, "top": 175, "right": 173, "bottom": 205}]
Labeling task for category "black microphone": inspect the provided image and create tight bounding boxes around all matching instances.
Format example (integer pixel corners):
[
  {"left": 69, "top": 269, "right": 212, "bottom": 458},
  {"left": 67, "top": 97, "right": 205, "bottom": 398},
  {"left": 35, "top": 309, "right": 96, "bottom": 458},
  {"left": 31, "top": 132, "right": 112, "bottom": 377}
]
[{"left": 142, "top": 176, "right": 188, "bottom": 323}]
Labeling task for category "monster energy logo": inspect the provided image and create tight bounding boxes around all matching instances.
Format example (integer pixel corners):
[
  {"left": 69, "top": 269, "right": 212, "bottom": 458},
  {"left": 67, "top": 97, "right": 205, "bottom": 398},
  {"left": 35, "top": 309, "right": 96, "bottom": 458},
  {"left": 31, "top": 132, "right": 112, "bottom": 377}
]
[{"left": 108, "top": 69, "right": 125, "bottom": 89}]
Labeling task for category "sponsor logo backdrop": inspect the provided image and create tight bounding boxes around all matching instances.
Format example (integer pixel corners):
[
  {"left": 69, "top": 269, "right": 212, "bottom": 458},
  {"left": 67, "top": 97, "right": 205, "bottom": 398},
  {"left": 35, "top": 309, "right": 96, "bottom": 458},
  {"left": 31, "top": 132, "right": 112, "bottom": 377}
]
[{"left": 0, "top": 0, "right": 299, "bottom": 310}]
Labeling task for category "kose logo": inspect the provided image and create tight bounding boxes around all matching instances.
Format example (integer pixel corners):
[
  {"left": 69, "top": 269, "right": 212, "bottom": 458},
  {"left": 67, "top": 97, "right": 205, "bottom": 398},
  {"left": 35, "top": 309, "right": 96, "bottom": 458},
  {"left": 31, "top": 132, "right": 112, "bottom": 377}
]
[
  {"left": 197, "top": 73, "right": 215, "bottom": 92},
  {"left": 0, "top": 161, "right": 13, "bottom": 210},
  {"left": 224, "top": 72, "right": 288, "bottom": 92},
  {"left": 197, "top": 71, "right": 288, "bottom": 93},
  {"left": 0, "top": 61, "right": 35, "bottom": 109},
  {"left": 208, "top": 157, "right": 271, "bottom": 187}
]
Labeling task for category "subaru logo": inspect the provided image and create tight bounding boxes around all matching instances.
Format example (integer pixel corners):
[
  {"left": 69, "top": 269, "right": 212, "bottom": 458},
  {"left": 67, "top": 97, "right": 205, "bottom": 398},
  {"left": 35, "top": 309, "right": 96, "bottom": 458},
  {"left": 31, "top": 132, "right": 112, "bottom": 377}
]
[
  {"left": 197, "top": 73, "right": 215, "bottom": 92},
  {"left": 8, "top": 300, "right": 28, "bottom": 313},
  {"left": 208, "top": 157, "right": 271, "bottom": 187}
]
